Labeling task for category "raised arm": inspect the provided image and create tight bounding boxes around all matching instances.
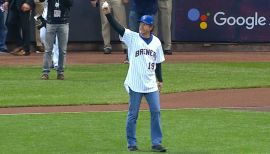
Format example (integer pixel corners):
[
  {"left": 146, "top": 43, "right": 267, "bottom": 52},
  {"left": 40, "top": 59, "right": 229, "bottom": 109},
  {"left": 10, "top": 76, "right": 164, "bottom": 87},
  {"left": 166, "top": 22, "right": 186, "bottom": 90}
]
[{"left": 102, "top": 2, "right": 125, "bottom": 36}]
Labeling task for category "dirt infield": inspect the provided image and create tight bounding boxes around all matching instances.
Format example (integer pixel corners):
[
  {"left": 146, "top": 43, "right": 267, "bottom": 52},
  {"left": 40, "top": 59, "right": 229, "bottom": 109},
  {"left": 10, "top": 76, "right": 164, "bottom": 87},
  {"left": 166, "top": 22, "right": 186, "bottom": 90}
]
[
  {"left": 1, "top": 51, "right": 270, "bottom": 66},
  {"left": 1, "top": 51, "right": 270, "bottom": 114}
]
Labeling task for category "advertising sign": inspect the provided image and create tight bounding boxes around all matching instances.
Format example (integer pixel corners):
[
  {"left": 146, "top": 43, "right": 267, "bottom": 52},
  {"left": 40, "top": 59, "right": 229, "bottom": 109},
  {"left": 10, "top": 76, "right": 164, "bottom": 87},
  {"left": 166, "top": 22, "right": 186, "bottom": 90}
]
[{"left": 173, "top": 0, "right": 270, "bottom": 42}]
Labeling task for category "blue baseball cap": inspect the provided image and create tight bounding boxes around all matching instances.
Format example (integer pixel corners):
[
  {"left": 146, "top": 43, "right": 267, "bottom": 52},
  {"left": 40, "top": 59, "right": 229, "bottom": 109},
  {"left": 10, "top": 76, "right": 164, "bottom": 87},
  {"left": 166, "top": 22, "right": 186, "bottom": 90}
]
[{"left": 139, "top": 15, "right": 154, "bottom": 25}]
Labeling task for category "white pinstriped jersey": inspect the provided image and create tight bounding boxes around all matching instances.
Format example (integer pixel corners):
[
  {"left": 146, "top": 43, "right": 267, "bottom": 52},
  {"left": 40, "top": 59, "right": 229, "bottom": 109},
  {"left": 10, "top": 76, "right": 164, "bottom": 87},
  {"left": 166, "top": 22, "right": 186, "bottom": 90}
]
[{"left": 120, "top": 29, "right": 165, "bottom": 93}]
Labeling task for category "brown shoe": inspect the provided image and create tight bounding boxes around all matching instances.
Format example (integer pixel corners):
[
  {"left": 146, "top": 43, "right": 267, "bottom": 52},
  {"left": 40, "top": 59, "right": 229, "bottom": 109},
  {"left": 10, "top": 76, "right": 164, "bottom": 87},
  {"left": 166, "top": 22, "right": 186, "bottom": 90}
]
[
  {"left": 41, "top": 74, "right": 49, "bottom": 80},
  {"left": 10, "top": 46, "right": 23, "bottom": 54},
  {"left": 57, "top": 74, "right": 64, "bottom": 80},
  {"left": 11, "top": 49, "right": 30, "bottom": 56},
  {"left": 35, "top": 45, "right": 45, "bottom": 53}
]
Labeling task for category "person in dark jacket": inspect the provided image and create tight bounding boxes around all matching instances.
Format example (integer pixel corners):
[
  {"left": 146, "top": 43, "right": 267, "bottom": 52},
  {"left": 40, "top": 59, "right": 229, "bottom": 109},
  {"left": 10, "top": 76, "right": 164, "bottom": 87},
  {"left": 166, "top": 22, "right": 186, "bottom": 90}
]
[
  {"left": 40, "top": 0, "right": 73, "bottom": 80},
  {"left": 6, "top": 0, "right": 35, "bottom": 56},
  {"left": 129, "top": 0, "right": 158, "bottom": 32}
]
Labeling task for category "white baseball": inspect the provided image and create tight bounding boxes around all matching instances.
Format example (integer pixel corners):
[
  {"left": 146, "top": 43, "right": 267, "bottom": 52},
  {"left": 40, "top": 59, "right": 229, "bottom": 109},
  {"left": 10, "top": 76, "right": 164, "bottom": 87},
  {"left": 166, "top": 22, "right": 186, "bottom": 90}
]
[{"left": 102, "top": 1, "right": 109, "bottom": 9}]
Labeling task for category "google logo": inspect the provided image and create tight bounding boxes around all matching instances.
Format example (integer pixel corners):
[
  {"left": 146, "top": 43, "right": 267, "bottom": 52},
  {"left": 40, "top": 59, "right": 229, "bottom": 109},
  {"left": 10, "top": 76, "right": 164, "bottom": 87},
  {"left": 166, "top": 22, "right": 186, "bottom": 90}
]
[
  {"left": 188, "top": 8, "right": 267, "bottom": 30},
  {"left": 188, "top": 8, "right": 210, "bottom": 30}
]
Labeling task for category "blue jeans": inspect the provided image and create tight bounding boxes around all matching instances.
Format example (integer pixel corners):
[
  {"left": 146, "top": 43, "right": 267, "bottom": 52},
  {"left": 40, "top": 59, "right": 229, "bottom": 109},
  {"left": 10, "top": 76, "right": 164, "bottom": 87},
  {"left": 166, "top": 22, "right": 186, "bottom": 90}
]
[
  {"left": 0, "top": 11, "right": 7, "bottom": 51},
  {"left": 43, "top": 23, "right": 69, "bottom": 75},
  {"left": 126, "top": 88, "right": 163, "bottom": 147},
  {"left": 40, "top": 27, "right": 59, "bottom": 67}
]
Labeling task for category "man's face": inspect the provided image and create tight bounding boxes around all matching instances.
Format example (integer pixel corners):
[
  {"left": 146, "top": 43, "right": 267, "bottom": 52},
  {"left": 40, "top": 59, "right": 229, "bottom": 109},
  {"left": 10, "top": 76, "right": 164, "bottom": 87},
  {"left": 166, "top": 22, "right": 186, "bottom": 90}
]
[{"left": 139, "top": 22, "right": 153, "bottom": 35}]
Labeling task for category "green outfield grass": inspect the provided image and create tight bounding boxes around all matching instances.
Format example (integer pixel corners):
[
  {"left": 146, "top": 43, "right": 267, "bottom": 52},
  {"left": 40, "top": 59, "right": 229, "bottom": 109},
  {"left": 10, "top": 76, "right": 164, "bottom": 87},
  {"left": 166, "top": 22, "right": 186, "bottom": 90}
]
[
  {"left": 0, "top": 109, "right": 269, "bottom": 154},
  {"left": 1, "top": 62, "right": 270, "bottom": 107}
]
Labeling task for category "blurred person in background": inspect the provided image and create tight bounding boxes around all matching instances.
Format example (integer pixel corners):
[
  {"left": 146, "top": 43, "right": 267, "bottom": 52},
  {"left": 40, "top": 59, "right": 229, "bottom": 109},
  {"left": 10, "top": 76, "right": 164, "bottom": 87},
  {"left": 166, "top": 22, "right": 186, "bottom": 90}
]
[
  {"left": 90, "top": 0, "right": 128, "bottom": 54},
  {"left": 40, "top": 0, "right": 73, "bottom": 80},
  {"left": 6, "top": 0, "right": 35, "bottom": 56},
  {"left": 0, "top": 0, "right": 8, "bottom": 53},
  {"left": 34, "top": 0, "right": 45, "bottom": 53},
  {"left": 157, "top": 0, "right": 172, "bottom": 55}
]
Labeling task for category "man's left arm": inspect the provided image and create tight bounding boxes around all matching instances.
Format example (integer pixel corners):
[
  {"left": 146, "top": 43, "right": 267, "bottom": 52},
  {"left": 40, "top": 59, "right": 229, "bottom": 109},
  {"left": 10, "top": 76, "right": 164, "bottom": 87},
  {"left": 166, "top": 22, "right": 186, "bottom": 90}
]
[{"left": 155, "top": 63, "right": 163, "bottom": 91}]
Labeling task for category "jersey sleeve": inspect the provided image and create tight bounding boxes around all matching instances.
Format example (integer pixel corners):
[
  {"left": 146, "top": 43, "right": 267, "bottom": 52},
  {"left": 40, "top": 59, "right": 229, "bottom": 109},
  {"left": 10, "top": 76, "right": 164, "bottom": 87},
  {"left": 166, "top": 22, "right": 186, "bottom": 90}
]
[
  {"left": 156, "top": 43, "right": 165, "bottom": 63},
  {"left": 119, "top": 29, "right": 136, "bottom": 46}
]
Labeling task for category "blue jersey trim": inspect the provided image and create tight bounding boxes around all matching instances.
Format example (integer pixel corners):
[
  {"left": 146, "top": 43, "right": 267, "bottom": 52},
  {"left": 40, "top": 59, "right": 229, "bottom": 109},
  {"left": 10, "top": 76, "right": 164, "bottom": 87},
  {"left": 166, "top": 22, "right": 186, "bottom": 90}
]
[{"left": 139, "top": 34, "right": 153, "bottom": 45}]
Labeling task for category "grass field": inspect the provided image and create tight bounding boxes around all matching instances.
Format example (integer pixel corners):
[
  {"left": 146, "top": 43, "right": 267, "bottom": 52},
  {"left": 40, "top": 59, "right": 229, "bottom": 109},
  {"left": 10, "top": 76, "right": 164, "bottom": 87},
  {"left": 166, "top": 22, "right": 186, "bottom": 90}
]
[
  {"left": 1, "top": 62, "right": 270, "bottom": 153},
  {"left": 1, "top": 62, "right": 270, "bottom": 107},
  {"left": 0, "top": 109, "right": 270, "bottom": 154}
]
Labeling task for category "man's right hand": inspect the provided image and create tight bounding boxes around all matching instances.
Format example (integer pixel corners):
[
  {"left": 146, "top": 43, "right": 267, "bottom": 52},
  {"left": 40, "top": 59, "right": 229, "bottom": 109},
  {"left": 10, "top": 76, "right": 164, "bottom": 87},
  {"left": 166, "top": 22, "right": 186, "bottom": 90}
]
[{"left": 102, "top": 1, "right": 111, "bottom": 14}]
